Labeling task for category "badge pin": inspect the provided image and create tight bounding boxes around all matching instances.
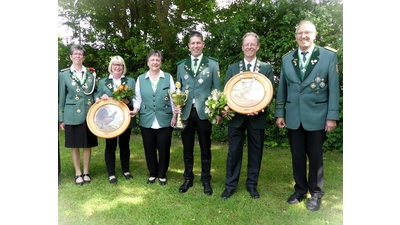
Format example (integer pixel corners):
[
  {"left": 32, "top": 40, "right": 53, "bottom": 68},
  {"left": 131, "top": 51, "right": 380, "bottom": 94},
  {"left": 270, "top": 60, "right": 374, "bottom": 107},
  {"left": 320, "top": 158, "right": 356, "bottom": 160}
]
[
  {"left": 319, "top": 82, "right": 325, "bottom": 88},
  {"left": 164, "top": 97, "right": 168, "bottom": 101},
  {"left": 77, "top": 109, "right": 81, "bottom": 113},
  {"left": 198, "top": 78, "right": 203, "bottom": 84},
  {"left": 71, "top": 81, "right": 76, "bottom": 86},
  {"left": 75, "top": 95, "right": 79, "bottom": 100},
  {"left": 184, "top": 75, "right": 189, "bottom": 80},
  {"left": 76, "top": 87, "right": 80, "bottom": 92},
  {"left": 88, "top": 78, "right": 92, "bottom": 82},
  {"left": 310, "top": 83, "right": 316, "bottom": 89},
  {"left": 315, "top": 77, "right": 321, "bottom": 83}
]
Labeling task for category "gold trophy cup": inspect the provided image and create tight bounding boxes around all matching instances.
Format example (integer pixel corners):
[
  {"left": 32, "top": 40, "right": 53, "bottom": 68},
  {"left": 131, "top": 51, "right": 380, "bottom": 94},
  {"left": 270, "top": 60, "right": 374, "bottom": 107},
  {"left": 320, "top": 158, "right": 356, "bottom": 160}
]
[{"left": 169, "top": 82, "right": 189, "bottom": 129}]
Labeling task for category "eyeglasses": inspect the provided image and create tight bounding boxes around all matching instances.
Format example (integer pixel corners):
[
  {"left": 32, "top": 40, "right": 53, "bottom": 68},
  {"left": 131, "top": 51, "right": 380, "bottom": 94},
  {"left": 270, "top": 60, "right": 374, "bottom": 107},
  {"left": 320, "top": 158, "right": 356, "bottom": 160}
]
[
  {"left": 112, "top": 64, "right": 124, "bottom": 67},
  {"left": 296, "top": 31, "right": 314, "bottom": 37},
  {"left": 243, "top": 43, "right": 258, "bottom": 48}
]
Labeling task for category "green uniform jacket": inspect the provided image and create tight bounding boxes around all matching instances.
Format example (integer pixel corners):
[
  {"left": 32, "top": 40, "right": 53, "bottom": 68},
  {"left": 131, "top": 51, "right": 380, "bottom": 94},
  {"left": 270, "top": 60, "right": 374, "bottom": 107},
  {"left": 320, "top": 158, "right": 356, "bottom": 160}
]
[
  {"left": 274, "top": 46, "right": 340, "bottom": 131},
  {"left": 137, "top": 73, "right": 173, "bottom": 128},
  {"left": 224, "top": 60, "right": 274, "bottom": 129},
  {"left": 58, "top": 67, "right": 96, "bottom": 125},
  {"left": 177, "top": 56, "right": 221, "bottom": 120},
  {"left": 95, "top": 75, "right": 137, "bottom": 128}
]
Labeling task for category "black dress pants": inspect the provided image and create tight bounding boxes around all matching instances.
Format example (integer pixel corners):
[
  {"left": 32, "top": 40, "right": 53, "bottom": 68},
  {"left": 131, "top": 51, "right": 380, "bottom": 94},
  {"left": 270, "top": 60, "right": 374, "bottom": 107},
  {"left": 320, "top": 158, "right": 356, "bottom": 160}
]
[
  {"left": 105, "top": 127, "right": 132, "bottom": 176},
  {"left": 181, "top": 107, "right": 212, "bottom": 183}
]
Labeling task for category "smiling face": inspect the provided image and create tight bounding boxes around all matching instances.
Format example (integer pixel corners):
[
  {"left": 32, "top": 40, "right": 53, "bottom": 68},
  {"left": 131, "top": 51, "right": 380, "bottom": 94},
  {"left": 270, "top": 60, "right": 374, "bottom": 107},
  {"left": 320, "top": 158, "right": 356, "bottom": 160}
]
[
  {"left": 188, "top": 36, "right": 205, "bottom": 58},
  {"left": 295, "top": 21, "right": 317, "bottom": 52},
  {"left": 147, "top": 54, "right": 162, "bottom": 72},
  {"left": 70, "top": 50, "right": 85, "bottom": 65},
  {"left": 242, "top": 34, "right": 260, "bottom": 61}
]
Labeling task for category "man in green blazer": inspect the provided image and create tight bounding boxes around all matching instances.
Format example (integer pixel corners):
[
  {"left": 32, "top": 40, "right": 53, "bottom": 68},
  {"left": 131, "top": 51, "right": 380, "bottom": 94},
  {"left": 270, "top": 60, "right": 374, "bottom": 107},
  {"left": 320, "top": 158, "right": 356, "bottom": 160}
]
[
  {"left": 221, "top": 32, "right": 274, "bottom": 200},
  {"left": 274, "top": 20, "right": 340, "bottom": 211},
  {"left": 176, "top": 31, "right": 222, "bottom": 196}
]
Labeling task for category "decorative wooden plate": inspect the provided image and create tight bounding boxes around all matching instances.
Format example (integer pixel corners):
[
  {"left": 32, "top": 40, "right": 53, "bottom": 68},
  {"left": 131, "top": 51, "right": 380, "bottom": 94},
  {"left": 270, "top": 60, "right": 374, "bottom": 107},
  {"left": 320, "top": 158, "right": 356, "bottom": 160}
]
[
  {"left": 224, "top": 71, "right": 273, "bottom": 114},
  {"left": 86, "top": 99, "right": 131, "bottom": 139}
]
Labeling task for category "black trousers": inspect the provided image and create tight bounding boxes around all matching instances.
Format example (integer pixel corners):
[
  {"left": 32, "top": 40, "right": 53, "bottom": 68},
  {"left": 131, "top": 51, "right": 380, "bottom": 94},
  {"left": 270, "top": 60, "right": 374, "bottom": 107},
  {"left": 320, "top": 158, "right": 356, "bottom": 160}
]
[
  {"left": 288, "top": 124, "right": 326, "bottom": 197},
  {"left": 140, "top": 126, "right": 172, "bottom": 179},
  {"left": 181, "top": 107, "right": 212, "bottom": 183},
  {"left": 225, "top": 117, "right": 265, "bottom": 190},
  {"left": 104, "top": 127, "right": 132, "bottom": 176}
]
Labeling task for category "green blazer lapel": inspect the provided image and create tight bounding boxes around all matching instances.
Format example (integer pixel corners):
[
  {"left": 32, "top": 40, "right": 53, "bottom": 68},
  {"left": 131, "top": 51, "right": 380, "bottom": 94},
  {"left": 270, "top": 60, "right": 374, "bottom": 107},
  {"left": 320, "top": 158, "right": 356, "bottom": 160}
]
[
  {"left": 303, "top": 46, "right": 320, "bottom": 80},
  {"left": 121, "top": 77, "right": 128, "bottom": 86},
  {"left": 196, "top": 56, "right": 209, "bottom": 76},
  {"left": 105, "top": 77, "right": 114, "bottom": 91},
  {"left": 290, "top": 50, "right": 302, "bottom": 81},
  {"left": 184, "top": 58, "right": 195, "bottom": 76}
]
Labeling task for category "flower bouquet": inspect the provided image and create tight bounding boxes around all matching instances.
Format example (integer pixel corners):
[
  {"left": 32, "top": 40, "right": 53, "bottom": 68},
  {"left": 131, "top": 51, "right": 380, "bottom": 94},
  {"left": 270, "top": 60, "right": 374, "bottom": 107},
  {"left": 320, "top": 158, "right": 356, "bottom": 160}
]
[
  {"left": 113, "top": 84, "right": 135, "bottom": 101},
  {"left": 205, "top": 89, "right": 235, "bottom": 124}
]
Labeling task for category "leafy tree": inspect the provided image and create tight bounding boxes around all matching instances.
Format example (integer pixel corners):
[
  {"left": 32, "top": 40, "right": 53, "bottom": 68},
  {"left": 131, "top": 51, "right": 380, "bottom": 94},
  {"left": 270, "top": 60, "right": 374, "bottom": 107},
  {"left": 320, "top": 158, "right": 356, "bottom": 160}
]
[{"left": 58, "top": 0, "right": 343, "bottom": 151}]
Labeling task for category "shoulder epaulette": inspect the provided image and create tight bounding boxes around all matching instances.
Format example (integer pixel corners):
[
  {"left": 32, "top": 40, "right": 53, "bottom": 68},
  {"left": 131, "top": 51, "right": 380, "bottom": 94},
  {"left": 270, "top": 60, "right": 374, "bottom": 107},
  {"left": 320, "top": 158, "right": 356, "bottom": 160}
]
[
  {"left": 324, "top": 46, "right": 338, "bottom": 53},
  {"left": 208, "top": 56, "right": 218, "bottom": 62},
  {"left": 176, "top": 59, "right": 185, "bottom": 65},
  {"left": 282, "top": 49, "right": 295, "bottom": 58}
]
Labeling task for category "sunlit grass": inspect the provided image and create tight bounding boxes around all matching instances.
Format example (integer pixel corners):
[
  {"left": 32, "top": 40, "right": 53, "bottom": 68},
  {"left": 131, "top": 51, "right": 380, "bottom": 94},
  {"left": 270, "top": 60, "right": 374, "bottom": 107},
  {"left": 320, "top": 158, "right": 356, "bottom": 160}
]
[{"left": 59, "top": 129, "right": 343, "bottom": 225}]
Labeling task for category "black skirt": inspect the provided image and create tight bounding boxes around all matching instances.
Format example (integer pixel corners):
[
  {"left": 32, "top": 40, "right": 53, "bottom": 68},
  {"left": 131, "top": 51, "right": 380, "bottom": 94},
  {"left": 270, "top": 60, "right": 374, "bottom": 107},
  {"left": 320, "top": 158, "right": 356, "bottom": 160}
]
[{"left": 64, "top": 121, "right": 98, "bottom": 148}]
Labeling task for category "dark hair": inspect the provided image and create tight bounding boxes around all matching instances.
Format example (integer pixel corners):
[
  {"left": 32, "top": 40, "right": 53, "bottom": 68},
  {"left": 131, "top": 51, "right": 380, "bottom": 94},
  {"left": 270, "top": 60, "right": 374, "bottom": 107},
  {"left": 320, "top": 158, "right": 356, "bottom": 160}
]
[
  {"left": 69, "top": 44, "right": 86, "bottom": 56},
  {"left": 188, "top": 31, "right": 203, "bottom": 42},
  {"left": 146, "top": 49, "right": 163, "bottom": 62}
]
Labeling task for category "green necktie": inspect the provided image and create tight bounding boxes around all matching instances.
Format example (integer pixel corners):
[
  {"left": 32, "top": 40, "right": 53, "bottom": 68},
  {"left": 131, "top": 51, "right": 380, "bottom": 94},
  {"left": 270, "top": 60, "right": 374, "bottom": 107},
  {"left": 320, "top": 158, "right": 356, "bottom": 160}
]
[
  {"left": 301, "top": 52, "right": 308, "bottom": 62},
  {"left": 246, "top": 63, "right": 251, "bottom": 71},
  {"left": 194, "top": 58, "right": 199, "bottom": 67}
]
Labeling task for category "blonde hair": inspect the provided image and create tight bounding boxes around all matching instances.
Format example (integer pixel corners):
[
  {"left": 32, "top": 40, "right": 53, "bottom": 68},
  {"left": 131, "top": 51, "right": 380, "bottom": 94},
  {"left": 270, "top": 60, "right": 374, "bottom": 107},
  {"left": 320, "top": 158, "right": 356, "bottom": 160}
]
[{"left": 108, "top": 55, "right": 127, "bottom": 75}]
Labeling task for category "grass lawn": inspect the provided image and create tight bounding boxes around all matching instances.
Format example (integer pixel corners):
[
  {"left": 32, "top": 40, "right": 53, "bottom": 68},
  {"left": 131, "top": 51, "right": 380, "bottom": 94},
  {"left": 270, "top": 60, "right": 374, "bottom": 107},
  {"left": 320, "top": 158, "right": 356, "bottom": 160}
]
[{"left": 58, "top": 129, "right": 343, "bottom": 225}]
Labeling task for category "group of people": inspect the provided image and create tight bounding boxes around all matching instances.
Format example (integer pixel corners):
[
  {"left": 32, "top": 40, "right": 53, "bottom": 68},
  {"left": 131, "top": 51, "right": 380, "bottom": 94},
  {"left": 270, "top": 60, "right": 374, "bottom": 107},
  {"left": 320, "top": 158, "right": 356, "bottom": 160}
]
[{"left": 58, "top": 20, "right": 340, "bottom": 212}]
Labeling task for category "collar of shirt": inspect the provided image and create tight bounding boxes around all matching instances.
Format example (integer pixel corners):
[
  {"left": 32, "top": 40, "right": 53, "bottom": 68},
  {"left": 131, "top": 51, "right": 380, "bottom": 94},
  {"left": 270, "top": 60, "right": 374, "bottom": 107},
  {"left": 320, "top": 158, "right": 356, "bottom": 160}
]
[
  {"left": 243, "top": 58, "right": 257, "bottom": 71},
  {"left": 70, "top": 65, "right": 87, "bottom": 74},
  {"left": 191, "top": 54, "right": 203, "bottom": 63},
  {"left": 108, "top": 74, "right": 125, "bottom": 79},
  {"left": 298, "top": 43, "right": 315, "bottom": 61},
  {"left": 145, "top": 70, "right": 165, "bottom": 79}
]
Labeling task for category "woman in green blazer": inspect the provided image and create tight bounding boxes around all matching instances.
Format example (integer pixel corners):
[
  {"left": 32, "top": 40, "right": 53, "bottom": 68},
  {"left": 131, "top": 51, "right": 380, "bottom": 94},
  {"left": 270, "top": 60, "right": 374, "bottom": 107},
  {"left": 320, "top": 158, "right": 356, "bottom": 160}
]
[
  {"left": 58, "top": 44, "right": 98, "bottom": 185},
  {"left": 95, "top": 55, "right": 136, "bottom": 184}
]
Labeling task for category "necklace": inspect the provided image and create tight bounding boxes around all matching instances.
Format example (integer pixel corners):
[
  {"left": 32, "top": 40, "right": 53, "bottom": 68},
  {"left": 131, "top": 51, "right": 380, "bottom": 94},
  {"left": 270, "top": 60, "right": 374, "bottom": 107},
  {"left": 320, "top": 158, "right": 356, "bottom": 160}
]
[
  {"left": 71, "top": 71, "right": 96, "bottom": 95},
  {"left": 239, "top": 59, "right": 260, "bottom": 91}
]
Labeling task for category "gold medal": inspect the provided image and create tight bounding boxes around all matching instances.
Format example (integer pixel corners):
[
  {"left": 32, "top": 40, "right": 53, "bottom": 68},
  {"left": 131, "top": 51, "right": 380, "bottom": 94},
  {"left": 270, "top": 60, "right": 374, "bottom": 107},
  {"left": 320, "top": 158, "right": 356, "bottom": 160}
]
[{"left": 310, "top": 83, "right": 316, "bottom": 89}]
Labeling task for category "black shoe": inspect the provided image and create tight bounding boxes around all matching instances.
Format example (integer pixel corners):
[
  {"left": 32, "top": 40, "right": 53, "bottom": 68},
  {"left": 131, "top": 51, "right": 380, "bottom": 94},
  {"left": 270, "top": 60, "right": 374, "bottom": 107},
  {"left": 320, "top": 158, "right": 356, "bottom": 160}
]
[
  {"left": 75, "top": 175, "right": 84, "bottom": 186},
  {"left": 179, "top": 180, "right": 193, "bottom": 193},
  {"left": 203, "top": 182, "right": 213, "bottom": 195},
  {"left": 287, "top": 192, "right": 306, "bottom": 204},
  {"left": 83, "top": 174, "right": 91, "bottom": 184},
  {"left": 221, "top": 189, "right": 234, "bottom": 200},
  {"left": 109, "top": 176, "right": 117, "bottom": 185},
  {"left": 147, "top": 177, "right": 157, "bottom": 184},
  {"left": 159, "top": 178, "right": 167, "bottom": 186},
  {"left": 306, "top": 195, "right": 322, "bottom": 211},
  {"left": 123, "top": 172, "right": 133, "bottom": 180},
  {"left": 247, "top": 187, "right": 260, "bottom": 199}
]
